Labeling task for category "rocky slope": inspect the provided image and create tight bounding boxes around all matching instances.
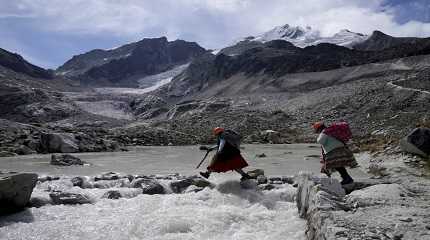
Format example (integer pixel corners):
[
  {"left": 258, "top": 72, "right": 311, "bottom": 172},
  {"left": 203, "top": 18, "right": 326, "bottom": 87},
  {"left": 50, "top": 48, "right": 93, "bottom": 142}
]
[
  {"left": 122, "top": 31, "right": 430, "bottom": 146},
  {"left": 2, "top": 28, "right": 430, "bottom": 153},
  {"left": 57, "top": 37, "right": 207, "bottom": 87},
  {"left": 164, "top": 36, "right": 430, "bottom": 99}
]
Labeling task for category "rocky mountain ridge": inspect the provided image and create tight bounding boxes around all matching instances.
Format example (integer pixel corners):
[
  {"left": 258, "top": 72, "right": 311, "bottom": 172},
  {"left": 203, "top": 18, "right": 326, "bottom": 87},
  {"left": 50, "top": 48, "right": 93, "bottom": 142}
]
[
  {"left": 165, "top": 36, "right": 430, "bottom": 99},
  {"left": 236, "top": 24, "right": 368, "bottom": 48},
  {"left": 0, "top": 28, "right": 430, "bottom": 155},
  {"left": 0, "top": 48, "right": 53, "bottom": 79},
  {"left": 57, "top": 37, "right": 207, "bottom": 87}
]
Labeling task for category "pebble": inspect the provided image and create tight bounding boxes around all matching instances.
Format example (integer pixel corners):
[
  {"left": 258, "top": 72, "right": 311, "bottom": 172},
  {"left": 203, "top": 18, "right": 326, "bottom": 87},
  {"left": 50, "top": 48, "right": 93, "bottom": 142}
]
[
  {"left": 399, "top": 217, "right": 413, "bottom": 222},
  {"left": 393, "top": 233, "right": 404, "bottom": 240}
]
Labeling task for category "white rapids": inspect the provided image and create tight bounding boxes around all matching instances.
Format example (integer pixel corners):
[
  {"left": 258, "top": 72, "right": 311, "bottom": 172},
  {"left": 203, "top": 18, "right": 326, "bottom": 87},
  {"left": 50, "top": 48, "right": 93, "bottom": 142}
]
[{"left": 0, "top": 175, "right": 306, "bottom": 240}]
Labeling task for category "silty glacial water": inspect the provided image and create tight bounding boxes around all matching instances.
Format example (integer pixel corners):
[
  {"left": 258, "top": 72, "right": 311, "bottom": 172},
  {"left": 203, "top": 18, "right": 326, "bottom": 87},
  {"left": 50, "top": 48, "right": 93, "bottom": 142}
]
[
  {"left": 0, "top": 144, "right": 368, "bottom": 240},
  {"left": 0, "top": 175, "right": 306, "bottom": 240}
]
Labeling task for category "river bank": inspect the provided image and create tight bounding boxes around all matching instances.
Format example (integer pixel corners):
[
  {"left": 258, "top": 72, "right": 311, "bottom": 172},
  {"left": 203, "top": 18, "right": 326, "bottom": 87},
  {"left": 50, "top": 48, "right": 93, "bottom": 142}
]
[{"left": 297, "top": 150, "right": 430, "bottom": 240}]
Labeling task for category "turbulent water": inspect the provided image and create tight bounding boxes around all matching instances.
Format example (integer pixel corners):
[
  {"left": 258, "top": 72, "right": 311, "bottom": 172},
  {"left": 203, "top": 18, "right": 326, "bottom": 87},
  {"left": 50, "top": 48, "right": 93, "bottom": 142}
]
[
  {"left": 0, "top": 144, "right": 369, "bottom": 240},
  {"left": 0, "top": 175, "right": 305, "bottom": 240}
]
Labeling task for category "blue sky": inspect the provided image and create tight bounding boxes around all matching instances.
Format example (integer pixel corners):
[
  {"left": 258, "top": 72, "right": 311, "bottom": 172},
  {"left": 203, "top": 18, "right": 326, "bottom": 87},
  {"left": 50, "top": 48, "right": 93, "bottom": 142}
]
[{"left": 1, "top": 0, "right": 429, "bottom": 69}]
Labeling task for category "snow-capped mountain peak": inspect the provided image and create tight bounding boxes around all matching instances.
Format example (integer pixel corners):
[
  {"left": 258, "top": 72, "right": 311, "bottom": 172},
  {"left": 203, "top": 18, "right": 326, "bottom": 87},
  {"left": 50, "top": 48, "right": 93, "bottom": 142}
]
[{"left": 240, "top": 24, "right": 368, "bottom": 49}]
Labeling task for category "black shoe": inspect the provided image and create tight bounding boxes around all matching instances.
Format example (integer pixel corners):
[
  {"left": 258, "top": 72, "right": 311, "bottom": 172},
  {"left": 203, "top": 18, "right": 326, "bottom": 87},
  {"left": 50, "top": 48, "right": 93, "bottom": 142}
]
[
  {"left": 200, "top": 171, "right": 210, "bottom": 179},
  {"left": 341, "top": 178, "right": 354, "bottom": 185},
  {"left": 240, "top": 174, "right": 253, "bottom": 181}
]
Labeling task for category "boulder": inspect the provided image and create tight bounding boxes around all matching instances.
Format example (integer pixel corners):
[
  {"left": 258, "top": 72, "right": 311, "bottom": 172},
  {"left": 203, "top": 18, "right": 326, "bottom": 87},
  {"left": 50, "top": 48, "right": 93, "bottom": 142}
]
[
  {"left": 346, "top": 183, "right": 407, "bottom": 207},
  {"left": 0, "top": 151, "right": 18, "bottom": 157},
  {"left": 296, "top": 172, "right": 349, "bottom": 240},
  {"left": 170, "top": 176, "right": 212, "bottom": 193},
  {"left": 131, "top": 179, "right": 165, "bottom": 195},
  {"left": 50, "top": 154, "right": 85, "bottom": 166},
  {"left": 261, "top": 130, "right": 282, "bottom": 144},
  {"left": 240, "top": 179, "right": 258, "bottom": 189},
  {"left": 95, "top": 172, "right": 120, "bottom": 181},
  {"left": 71, "top": 177, "right": 84, "bottom": 187},
  {"left": 256, "top": 175, "right": 268, "bottom": 184},
  {"left": 102, "top": 190, "right": 122, "bottom": 199},
  {"left": 38, "top": 176, "right": 60, "bottom": 182},
  {"left": 15, "top": 145, "right": 37, "bottom": 155},
  {"left": 49, "top": 191, "right": 92, "bottom": 205},
  {"left": 0, "top": 173, "right": 38, "bottom": 215},
  {"left": 247, "top": 169, "right": 265, "bottom": 178},
  {"left": 400, "top": 128, "right": 430, "bottom": 158},
  {"left": 40, "top": 132, "right": 79, "bottom": 153}
]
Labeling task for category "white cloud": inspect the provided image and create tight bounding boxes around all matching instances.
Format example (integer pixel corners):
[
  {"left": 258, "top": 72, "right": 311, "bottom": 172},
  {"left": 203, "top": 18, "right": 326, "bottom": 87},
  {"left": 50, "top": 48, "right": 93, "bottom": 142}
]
[{"left": 1, "top": 0, "right": 430, "bottom": 49}]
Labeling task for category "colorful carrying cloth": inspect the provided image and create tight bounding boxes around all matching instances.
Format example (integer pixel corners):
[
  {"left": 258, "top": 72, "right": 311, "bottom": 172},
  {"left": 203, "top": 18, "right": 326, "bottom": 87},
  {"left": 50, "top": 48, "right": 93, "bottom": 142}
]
[
  {"left": 320, "top": 146, "right": 358, "bottom": 174},
  {"left": 323, "top": 121, "right": 352, "bottom": 144}
]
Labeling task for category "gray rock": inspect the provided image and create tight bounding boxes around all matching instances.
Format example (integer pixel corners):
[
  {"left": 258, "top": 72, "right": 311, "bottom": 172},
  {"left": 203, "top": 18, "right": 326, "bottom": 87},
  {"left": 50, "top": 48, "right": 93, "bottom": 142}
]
[
  {"left": 400, "top": 127, "right": 430, "bottom": 157},
  {"left": 257, "top": 175, "right": 268, "bottom": 184},
  {"left": 50, "top": 154, "right": 85, "bottom": 166},
  {"left": 281, "top": 176, "right": 294, "bottom": 184},
  {"left": 38, "top": 176, "right": 60, "bottom": 182},
  {"left": 247, "top": 169, "right": 265, "bottom": 178},
  {"left": 170, "top": 176, "right": 212, "bottom": 193},
  {"left": 260, "top": 130, "right": 282, "bottom": 144},
  {"left": 343, "top": 179, "right": 389, "bottom": 194},
  {"left": 102, "top": 190, "right": 122, "bottom": 199},
  {"left": 41, "top": 132, "right": 79, "bottom": 153},
  {"left": 260, "top": 184, "right": 276, "bottom": 191},
  {"left": 399, "top": 217, "right": 413, "bottom": 222},
  {"left": 15, "top": 145, "right": 36, "bottom": 155},
  {"left": 240, "top": 179, "right": 258, "bottom": 189},
  {"left": 29, "top": 196, "right": 53, "bottom": 208},
  {"left": 71, "top": 177, "right": 84, "bottom": 187},
  {"left": 131, "top": 179, "right": 165, "bottom": 195},
  {"left": 0, "top": 173, "right": 38, "bottom": 214},
  {"left": 49, "top": 191, "right": 92, "bottom": 205},
  {"left": 95, "top": 172, "right": 120, "bottom": 181},
  {"left": 0, "top": 151, "right": 18, "bottom": 157},
  {"left": 296, "top": 172, "right": 348, "bottom": 240}
]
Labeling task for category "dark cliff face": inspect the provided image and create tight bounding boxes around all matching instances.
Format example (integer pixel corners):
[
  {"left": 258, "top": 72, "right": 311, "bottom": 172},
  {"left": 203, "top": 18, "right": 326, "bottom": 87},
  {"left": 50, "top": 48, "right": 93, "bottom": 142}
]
[
  {"left": 57, "top": 37, "right": 207, "bottom": 87},
  {"left": 0, "top": 48, "right": 53, "bottom": 79},
  {"left": 353, "top": 31, "right": 424, "bottom": 51},
  {"left": 165, "top": 36, "right": 430, "bottom": 98}
]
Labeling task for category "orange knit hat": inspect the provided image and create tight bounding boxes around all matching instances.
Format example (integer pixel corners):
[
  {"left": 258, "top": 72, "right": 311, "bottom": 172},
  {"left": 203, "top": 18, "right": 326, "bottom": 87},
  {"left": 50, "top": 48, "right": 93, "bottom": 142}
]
[
  {"left": 213, "top": 127, "right": 224, "bottom": 136},
  {"left": 312, "top": 122, "right": 325, "bottom": 131}
]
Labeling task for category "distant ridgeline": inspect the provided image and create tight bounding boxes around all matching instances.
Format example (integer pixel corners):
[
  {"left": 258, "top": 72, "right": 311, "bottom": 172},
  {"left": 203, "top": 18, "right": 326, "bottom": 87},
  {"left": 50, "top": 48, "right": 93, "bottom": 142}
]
[
  {"left": 0, "top": 48, "right": 53, "bottom": 79},
  {"left": 56, "top": 37, "right": 207, "bottom": 87}
]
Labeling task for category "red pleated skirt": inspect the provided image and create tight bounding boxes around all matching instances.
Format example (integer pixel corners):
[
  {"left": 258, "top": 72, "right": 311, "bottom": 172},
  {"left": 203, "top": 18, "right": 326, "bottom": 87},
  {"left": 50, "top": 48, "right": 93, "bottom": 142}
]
[{"left": 207, "top": 153, "right": 249, "bottom": 173}]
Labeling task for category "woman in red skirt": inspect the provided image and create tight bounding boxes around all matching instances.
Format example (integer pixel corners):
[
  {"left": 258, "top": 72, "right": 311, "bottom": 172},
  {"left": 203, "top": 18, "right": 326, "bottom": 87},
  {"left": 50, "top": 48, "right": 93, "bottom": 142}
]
[{"left": 200, "top": 127, "right": 252, "bottom": 180}]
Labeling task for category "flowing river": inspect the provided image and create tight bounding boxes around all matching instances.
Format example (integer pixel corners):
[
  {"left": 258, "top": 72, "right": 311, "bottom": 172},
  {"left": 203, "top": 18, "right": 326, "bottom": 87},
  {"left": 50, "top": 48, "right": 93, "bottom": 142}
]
[{"left": 0, "top": 144, "right": 367, "bottom": 240}]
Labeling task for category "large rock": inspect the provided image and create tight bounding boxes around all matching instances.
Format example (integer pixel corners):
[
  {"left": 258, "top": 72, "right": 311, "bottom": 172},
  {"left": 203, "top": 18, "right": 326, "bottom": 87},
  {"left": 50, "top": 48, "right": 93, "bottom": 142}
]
[
  {"left": 169, "top": 176, "right": 212, "bottom": 193},
  {"left": 400, "top": 127, "right": 430, "bottom": 158},
  {"left": 261, "top": 130, "right": 282, "bottom": 144},
  {"left": 102, "top": 190, "right": 122, "bottom": 200},
  {"left": 296, "top": 172, "right": 349, "bottom": 240},
  {"left": 49, "top": 191, "right": 92, "bottom": 205},
  {"left": 50, "top": 154, "right": 85, "bottom": 166},
  {"left": 0, "top": 151, "right": 18, "bottom": 157},
  {"left": 41, "top": 133, "right": 79, "bottom": 153},
  {"left": 0, "top": 173, "right": 38, "bottom": 215},
  {"left": 247, "top": 169, "right": 265, "bottom": 178},
  {"left": 346, "top": 183, "right": 407, "bottom": 207},
  {"left": 131, "top": 179, "right": 165, "bottom": 195}
]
